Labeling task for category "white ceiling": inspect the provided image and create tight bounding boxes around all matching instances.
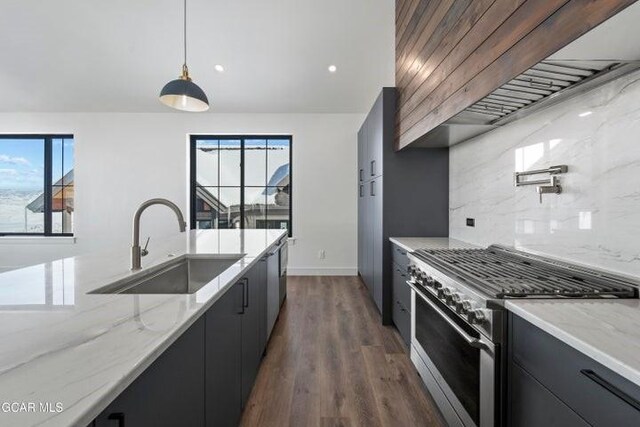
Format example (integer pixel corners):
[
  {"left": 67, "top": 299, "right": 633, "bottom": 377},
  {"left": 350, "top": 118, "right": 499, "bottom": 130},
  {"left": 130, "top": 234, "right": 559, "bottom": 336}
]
[{"left": 0, "top": 0, "right": 395, "bottom": 113}]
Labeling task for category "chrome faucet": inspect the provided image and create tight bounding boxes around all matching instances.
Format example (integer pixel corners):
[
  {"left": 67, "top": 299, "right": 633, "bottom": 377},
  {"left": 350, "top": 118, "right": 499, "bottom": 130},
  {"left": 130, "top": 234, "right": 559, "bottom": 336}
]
[{"left": 131, "top": 198, "right": 187, "bottom": 270}]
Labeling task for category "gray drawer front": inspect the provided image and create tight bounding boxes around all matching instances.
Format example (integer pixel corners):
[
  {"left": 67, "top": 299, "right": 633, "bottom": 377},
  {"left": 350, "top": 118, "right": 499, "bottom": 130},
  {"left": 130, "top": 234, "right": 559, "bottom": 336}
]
[
  {"left": 392, "top": 296, "right": 411, "bottom": 347},
  {"left": 391, "top": 243, "right": 409, "bottom": 270},
  {"left": 512, "top": 315, "right": 640, "bottom": 427},
  {"left": 510, "top": 362, "right": 589, "bottom": 427},
  {"left": 392, "top": 265, "right": 411, "bottom": 314}
]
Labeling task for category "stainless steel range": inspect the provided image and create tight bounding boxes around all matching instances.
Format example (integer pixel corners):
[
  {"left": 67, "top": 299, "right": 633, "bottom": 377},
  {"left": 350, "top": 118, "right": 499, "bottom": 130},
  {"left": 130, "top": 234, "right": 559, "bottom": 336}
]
[{"left": 406, "top": 245, "right": 639, "bottom": 427}]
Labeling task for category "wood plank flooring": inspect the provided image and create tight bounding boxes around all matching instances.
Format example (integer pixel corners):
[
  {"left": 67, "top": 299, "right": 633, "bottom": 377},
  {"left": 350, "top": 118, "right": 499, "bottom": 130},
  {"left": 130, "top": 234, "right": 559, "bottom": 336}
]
[{"left": 240, "top": 276, "right": 445, "bottom": 427}]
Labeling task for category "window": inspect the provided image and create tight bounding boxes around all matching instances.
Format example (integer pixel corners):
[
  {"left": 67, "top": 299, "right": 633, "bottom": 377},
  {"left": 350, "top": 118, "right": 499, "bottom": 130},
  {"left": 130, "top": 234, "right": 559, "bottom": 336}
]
[
  {"left": 191, "top": 135, "right": 292, "bottom": 236},
  {"left": 0, "top": 135, "right": 74, "bottom": 236}
]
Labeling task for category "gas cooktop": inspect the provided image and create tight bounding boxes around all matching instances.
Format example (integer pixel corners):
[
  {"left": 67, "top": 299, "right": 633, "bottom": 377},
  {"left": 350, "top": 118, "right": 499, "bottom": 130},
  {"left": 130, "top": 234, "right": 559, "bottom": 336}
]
[{"left": 411, "top": 245, "right": 639, "bottom": 299}]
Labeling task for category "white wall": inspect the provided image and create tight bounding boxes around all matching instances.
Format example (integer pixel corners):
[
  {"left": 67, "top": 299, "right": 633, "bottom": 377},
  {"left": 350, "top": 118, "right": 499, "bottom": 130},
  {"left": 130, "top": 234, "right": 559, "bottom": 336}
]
[
  {"left": 450, "top": 70, "right": 640, "bottom": 277},
  {"left": 0, "top": 113, "right": 363, "bottom": 275}
]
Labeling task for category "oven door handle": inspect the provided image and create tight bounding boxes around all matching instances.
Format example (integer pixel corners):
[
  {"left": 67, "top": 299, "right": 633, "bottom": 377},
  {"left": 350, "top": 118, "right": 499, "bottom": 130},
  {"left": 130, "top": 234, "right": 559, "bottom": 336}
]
[{"left": 408, "top": 281, "right": 489, "bottom": 351}]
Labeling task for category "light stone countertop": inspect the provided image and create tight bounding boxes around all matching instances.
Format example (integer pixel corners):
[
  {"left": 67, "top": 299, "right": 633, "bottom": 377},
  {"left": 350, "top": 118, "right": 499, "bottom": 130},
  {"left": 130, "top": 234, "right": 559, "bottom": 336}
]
[
  {"left": 0, "top": 229, "right": 286, "bottom": 427},
  {"left": 506, "top": 299, "right": 640, "bottom": 387},
  {"left": 390, "top": 236, "right": 640, "bottom": 388}
]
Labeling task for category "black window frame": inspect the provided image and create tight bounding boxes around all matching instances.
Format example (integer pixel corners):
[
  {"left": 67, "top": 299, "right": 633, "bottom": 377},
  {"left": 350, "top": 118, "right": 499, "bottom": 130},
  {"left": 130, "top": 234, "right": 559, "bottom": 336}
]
[
  {"left": 190, "top": 134, "right": 293, "bottom": 237},
  {"left": 0, "top": 134, "right": 74, "bottom": 237}
]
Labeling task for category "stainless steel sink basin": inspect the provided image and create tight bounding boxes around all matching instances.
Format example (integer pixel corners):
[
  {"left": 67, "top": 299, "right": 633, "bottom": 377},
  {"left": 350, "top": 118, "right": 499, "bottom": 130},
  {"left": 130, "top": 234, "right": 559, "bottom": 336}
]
[{"left": 88, "top": 255, "right": 243, "bottom": 294}]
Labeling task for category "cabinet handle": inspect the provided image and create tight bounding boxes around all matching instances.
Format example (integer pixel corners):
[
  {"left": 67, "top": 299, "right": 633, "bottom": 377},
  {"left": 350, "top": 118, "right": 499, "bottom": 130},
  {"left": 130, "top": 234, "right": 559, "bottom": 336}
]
[
  {"left": 244, "top": 278, "right": 250, "bottom": 308},
  {"left": 237, "top": 282, "right": 245, "bottom": 314},
  {"left": 241, "top": 278, "right": 249, "bottom": 309},
  {"left": 359, "top": 185, "right": 363, "bottom": 198},
  {"left": 108, "top": 412, "right": 125, "bottom": 427},
  {"left": 359, "top": 168, "right": 363, "bottom": 182},
  {"left": 370, "top": 160, "right": 375, "bottom": 176},
  {"left": 370, "top": 181, "right": 375, "bottom": 197},
  {"left": 580, "top": 369, "right": 640, "bottom": 411}
]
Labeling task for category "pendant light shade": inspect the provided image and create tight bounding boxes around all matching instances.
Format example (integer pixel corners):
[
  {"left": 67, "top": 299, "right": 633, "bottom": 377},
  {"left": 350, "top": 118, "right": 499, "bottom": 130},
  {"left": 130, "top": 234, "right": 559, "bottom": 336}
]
[
  {"left": 159, "top": 0, "right": 209, "bottom": 112},
  {"left": 160, "top": 65, "right": 209, "bottom": 112}
]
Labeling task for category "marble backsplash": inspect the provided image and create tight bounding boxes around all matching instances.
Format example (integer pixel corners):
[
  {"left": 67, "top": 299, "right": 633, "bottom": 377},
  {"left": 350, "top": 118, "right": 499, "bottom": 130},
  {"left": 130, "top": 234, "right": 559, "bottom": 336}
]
[{"left": 450, "top": 70, "right": 640, "bottom": 277}]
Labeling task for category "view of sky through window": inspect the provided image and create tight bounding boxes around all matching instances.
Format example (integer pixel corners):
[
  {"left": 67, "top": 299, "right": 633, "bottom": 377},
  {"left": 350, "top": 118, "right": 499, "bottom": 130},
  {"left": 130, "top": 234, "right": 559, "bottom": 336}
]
[{"left": 0, "top": 136, "right": 74, "bottom": 234}]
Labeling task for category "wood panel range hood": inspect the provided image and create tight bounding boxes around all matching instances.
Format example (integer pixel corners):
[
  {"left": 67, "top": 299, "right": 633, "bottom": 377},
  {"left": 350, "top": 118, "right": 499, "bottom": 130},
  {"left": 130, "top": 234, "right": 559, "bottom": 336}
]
[
  {"left": 395, "top": 0, "right": 640, "bottom": 150},
  {"left": 410, "top": 58, "right": 640, "bottom": 148}
]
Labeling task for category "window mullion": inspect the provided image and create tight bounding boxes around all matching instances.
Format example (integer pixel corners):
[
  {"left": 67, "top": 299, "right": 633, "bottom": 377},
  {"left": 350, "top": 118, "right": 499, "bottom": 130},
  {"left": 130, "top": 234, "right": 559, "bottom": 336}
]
[
  {"left": 189, "top": 136, "right": 196, "bottom": 229},
  {"left": 43, "top": 137, "right": 53, "bottom": 235},
  {"left": 240, "top": 138, "right": 245, "bottom": 230}
]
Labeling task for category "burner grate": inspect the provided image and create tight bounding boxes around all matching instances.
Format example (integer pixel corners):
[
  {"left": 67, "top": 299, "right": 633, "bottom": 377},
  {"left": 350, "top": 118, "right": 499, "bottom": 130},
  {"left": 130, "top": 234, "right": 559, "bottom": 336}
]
[{"left": 412, "top": 247, "right": 638, "bottom": 299}]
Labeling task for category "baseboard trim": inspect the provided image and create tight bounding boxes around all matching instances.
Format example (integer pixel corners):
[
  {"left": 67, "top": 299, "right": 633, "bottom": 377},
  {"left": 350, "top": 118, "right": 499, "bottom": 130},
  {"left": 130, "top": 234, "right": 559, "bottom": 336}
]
[{"left": 287, "top": 267, "right": 357, "bottom": 276}]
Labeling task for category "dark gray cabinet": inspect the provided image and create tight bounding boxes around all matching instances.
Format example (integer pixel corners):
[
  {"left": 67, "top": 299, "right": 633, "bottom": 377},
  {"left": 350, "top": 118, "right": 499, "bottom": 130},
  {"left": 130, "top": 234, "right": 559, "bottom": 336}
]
[
  {"left": 391, "top": 244, "right": 409, "bottom": 271},
  {"left": 368, "top": 94, "right": 383, "bottom": 179},
  {"left": 266, "top": 246, "right": 280, "bottom": 337},
  {"left": 510, "top": 362, "right": 589, "bottom": 427},
  {"left": 94, "top": 258, "right": 272, "bottom": 427},
  {"left": 371, "top": 177, "right": 383, "bottom": 310},
  {"left": 206, "top": 259, "right": 268, "bottom": 425},
  {"left": 509, "top": 313, "right": 640, "bottom": 426},
  {"left": 360, "top": 182, "right": 374, "bottom": 297},
  {"left": 391, "top": 243, "right": 411, "bottom": 347},
  {"left": 206, "top": 283, "right": 243, "bottom": 427},
  {"left": 241, "top": 258, "right": 267, "bottom": 406},
  {"left": 357, "top": 87, "right": 449, "bottom": 324},
  {"left": 358, "top": 119, "right": 368, "bottom": 184},
  {"left": 94, "top": 317, "right": 206, "bottom": 427},
  {"left": 357, "top": 181, "right": 365, "bottom": 286}
]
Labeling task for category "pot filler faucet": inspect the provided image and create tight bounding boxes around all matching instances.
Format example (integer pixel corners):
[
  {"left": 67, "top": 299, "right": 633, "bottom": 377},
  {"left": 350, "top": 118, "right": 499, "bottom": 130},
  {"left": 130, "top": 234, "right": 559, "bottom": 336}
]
[
  {"left": 514, "top": 165, "right": 568, "bottom": 203},
  {"left": 131, "top": 198, "right": 187, "bottom": 270}
]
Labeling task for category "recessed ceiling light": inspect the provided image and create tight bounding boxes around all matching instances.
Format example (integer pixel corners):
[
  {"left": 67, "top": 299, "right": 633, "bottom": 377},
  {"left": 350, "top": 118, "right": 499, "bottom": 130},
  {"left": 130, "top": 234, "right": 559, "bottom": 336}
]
[
  {"left": 578, "top": 111, "right": 592, "bottom": 117},
  {"left": 328, "top": 65, "right": 337, "bottom": 73},
  {"left": 214, "top": 64, "right": 225, "bottom": 73}
]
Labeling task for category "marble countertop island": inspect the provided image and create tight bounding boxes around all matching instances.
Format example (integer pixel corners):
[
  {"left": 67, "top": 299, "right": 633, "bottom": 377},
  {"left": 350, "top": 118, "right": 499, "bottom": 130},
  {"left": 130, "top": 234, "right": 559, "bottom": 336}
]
[{"left": 0, "top": 229, "right": 286, "bottom": 427}]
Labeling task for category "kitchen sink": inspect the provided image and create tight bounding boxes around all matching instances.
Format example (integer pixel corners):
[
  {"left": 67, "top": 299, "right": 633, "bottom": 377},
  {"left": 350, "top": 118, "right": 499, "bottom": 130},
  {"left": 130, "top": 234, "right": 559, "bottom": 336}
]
[{"left": 88, "top": 255, "right": 244, "bottom": 294}]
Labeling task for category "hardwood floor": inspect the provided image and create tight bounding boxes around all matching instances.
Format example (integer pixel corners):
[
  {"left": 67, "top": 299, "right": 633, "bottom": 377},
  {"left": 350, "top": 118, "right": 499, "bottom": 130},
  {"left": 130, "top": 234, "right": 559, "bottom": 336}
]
[{"left": 240, "top": 276, "right": 445, "bottom": 427}]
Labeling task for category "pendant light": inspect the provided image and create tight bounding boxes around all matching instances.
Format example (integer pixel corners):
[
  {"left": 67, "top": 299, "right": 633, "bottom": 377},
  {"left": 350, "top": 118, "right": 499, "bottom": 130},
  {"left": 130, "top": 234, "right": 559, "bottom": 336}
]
[{"left": 159, "top": 0, "right": 209, "bottom": 112}]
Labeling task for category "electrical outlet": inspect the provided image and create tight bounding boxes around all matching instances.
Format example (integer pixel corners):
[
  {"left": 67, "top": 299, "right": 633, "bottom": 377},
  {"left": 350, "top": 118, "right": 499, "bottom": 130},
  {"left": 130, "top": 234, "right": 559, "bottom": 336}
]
[
  {"left": 466, "top": 218, "right": 475, "bottom": 227},
  {"left": 318, "top": 250, "right": 326, "bottom": 259}
]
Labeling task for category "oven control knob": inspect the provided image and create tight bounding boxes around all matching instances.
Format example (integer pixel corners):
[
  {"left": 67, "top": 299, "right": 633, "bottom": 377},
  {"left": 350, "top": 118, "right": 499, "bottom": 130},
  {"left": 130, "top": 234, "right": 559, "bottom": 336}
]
[
  {"left": 468, "top": 309, "right": 487, "bottom": 325},
  {"left": 438, "top": 287, "right": 452, "bottom": 300},
  {"left": 447, "top": 292, "right": 462, "bottom": 306},
  {"left": 456, "top": 300, "right": 473, "bottom": 315},
  {"left": 424, "top": 274, "right": 434, "bottom": 285},
  {"left": 422, "top": 274, "right": 430, "bottom": 285},
  {"left": 432, "top": 280, "right": 443, "bottom": 290},
  {"left": 413, "top": 272, "right": 422, "bottom": 284}
]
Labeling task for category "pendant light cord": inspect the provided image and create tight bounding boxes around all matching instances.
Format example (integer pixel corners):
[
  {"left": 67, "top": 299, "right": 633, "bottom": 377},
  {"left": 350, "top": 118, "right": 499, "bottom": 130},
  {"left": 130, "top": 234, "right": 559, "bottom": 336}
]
[{"left": 183, "top": 0, "right": 187, "bottom": 66}]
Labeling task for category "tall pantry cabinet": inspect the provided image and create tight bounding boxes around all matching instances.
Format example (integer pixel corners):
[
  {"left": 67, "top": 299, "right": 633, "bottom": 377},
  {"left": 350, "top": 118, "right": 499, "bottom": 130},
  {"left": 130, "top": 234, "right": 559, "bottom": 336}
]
[{"left": 357, "top": 87, "right": 449, "bottom": 324}]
